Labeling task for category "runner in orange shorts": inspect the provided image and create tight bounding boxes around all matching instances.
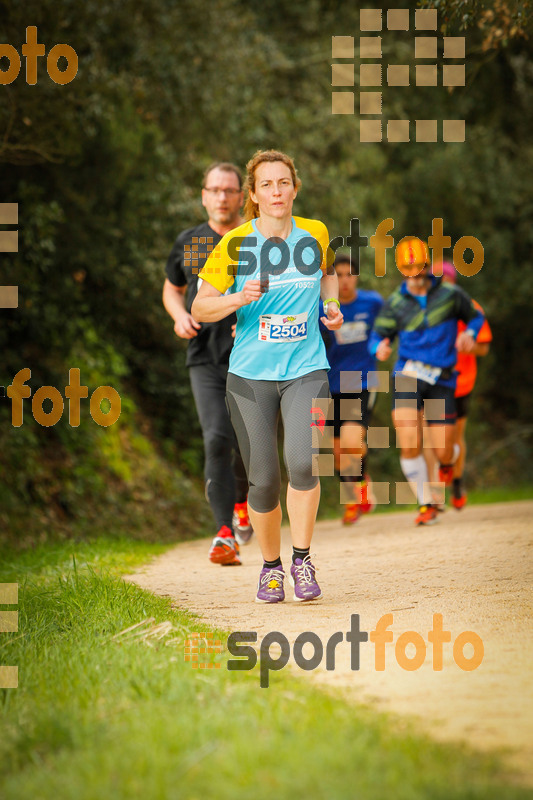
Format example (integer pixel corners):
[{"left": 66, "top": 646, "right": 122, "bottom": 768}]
[{"left": 439, "top": 261, "right": 492, "bottom": 508}]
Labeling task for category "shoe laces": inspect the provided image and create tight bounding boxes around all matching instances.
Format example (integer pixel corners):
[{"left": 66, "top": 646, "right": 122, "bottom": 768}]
[
  {"left": 293, "top": 555, "right": 317, "bottom": 585},
  {"left": 260, "top": 567, "right": 284, "bottom": 588}
]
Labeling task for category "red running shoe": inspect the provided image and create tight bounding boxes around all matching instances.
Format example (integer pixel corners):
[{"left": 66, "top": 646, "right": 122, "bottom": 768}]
[
  {"left": 452, "top": 493, "right": 467, "bottom": 510},
  {"left": 438, "top": 464, "right": 454, "bottom": 487},
  {"left": 358, "top": 476, "right": 376, "bottom": 514},
  {"left": 415, "top": 505, "right": 439, "bottom": 526},
  {"left": 208, "top": 525, "right": 241, "bottom": 565},
  {"left": 342, "top": 503, "right": 360, "bottom": 525},
  {"left": 232, "top": 500, "right": 254, "bottom": 546}
]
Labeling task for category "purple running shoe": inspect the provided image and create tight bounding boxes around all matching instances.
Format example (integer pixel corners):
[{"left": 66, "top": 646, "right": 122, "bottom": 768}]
[
  {"left": 255, "top": 566, "right": 285, "bottom": 604},
  {"left": 289, "top": 556, "right": 322, "bottom": 602}
]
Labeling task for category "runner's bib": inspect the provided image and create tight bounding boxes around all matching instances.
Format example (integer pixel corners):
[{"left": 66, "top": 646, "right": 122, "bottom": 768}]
[
  {"left": 402, "top": 360, "right": 442, "bottom": 385},
  {"left": 334, "top": 320, "right": 367, "bottom": 345},
  {"left": 258, "top": 312, "right": 308, "bottom": 343}
]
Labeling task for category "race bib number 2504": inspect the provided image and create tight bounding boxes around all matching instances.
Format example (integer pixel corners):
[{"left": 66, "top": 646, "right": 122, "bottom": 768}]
[{"left": 258, "top": 312, "right": 308, "bottom": 343}]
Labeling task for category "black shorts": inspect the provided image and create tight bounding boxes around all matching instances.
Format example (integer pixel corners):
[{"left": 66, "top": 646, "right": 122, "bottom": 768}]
[
  {"left": 392, "top": 378, "right": 456, "bottom": 426},
  {"left": 455, "top": 393, "right": 471, "bottom": 420},
  {"left": 329, "top": 389, "right": 376, "bottom": 437}
]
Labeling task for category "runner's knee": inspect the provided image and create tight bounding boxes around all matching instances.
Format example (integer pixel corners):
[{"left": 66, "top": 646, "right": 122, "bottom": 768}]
[
  {"left": 401, "top": 447, "right": 420, "bottom": 459},
  {"left": 203, "top": 429, "right": 233, "bottom": 463},
  {"left": 286, "top": 453, "right": 317, "bottom": 492},
  {"left": 248, "top": 479, "right": 281, "bottom": 513}
]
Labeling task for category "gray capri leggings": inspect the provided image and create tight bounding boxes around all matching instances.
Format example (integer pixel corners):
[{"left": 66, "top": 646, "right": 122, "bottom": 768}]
[{"left": 226, "top": 370, "right": 330, "bottom": 513}]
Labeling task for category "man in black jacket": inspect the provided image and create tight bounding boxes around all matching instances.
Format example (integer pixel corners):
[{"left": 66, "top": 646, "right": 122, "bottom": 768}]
[{"left": 163, "top": 162, "right": 252, "bottom": 565}]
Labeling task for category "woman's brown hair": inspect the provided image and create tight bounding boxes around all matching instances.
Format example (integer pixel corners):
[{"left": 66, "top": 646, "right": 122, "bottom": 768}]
[{"left": 243, "top": 149, "right": 302, "bottom": 221}]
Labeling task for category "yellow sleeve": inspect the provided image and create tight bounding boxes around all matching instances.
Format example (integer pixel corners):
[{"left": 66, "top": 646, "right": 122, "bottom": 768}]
[
  {"left": 294, "top": 217, "right": 334, "bottom": 272},
  {"left": 198, "top": 220, "right": 255, "bottom": 294},
  {"left": 197, "top": 235, "right": 235, "bottom": 294}
]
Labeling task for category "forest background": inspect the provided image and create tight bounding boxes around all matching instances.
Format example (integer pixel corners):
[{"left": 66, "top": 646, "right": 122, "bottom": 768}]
[{"left": 1, "top": 0, "right": 532, "bottom": 545}]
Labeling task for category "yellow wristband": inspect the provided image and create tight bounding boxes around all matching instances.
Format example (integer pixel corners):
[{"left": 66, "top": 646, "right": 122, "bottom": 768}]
[{"left": 324, "top": 297, "right": 340, "bottom": 308}]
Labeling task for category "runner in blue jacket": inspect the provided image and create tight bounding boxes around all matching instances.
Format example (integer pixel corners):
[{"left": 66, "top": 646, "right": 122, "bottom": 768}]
[{"left": 369, "top": 237, "right": 485, "bottom": 525}]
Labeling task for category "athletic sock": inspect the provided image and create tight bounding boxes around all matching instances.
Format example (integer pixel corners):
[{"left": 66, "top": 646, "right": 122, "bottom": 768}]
[
  {"left": 400, "top": 455, "right": 431, "bottom": 506},
  {"left": 452, "top": 477, "right": 463, "bottom": 499},
  {"left": 263, "top": 556, "right": 282, "bottom": 569},
  {"left": 292, "top": 547, "right": 310, "bottom": 564}
]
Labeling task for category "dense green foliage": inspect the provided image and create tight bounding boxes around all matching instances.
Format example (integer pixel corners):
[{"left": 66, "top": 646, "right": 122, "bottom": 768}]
[{"left": 1, "top": 0, "right": 532, "bottom": 543}]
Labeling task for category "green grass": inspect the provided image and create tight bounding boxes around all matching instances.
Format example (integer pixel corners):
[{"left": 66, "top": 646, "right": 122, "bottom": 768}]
[
  {"left": 0, "top": 539, "right": 531, "bottom": 799},
  {"left": 466, "top": 485, "right": 533, "bottom": 505},
  {"left": 0, "top": 537, "right": 168, "bottom": 584}
]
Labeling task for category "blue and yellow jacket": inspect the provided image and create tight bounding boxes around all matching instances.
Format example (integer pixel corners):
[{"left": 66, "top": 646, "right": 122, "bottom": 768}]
[{"left": 369, "top": 276, "right": 485, "bottom": 385}]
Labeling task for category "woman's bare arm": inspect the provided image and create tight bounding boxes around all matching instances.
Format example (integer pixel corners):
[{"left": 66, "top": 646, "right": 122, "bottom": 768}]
[{"left": 191, "top": 279, "right": 262, "bottom": 322}]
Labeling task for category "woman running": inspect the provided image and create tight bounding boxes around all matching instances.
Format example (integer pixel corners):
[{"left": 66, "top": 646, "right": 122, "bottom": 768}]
[{"left": 192, "top": 149, "right": 343, "bottom": 603}]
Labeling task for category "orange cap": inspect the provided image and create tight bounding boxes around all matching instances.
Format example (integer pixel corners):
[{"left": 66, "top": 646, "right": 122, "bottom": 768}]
[{"left": 395, "top": 237, "right": 430, "bottom": 275}]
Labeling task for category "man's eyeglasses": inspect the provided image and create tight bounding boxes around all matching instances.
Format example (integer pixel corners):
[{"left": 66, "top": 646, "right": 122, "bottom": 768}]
[{"left": 203, "top": 187, "right": 241, "bottom": 196}]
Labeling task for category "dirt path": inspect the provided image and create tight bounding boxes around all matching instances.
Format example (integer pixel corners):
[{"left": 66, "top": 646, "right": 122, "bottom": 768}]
[{"left": 126, "top": 500, "right": 533, "bottom": 778}]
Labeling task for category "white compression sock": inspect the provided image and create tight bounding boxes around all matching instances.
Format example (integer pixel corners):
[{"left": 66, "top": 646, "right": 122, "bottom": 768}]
[{"left": 400, "top": 455, "right": 431, "bottom": 505}]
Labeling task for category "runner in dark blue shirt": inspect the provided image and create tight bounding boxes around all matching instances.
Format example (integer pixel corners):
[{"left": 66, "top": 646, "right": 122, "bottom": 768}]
[{"left": 321, "top": 255, "right": 383, "bottom": 525}]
